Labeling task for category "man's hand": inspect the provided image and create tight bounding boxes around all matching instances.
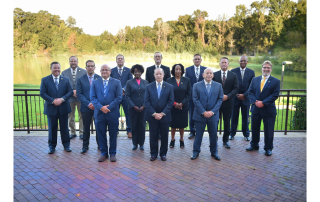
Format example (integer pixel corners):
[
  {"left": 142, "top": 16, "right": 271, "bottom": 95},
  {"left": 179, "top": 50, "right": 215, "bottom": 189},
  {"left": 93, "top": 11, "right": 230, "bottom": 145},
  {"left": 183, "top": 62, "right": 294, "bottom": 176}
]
[
  {"left": 73, "top": 90, "right": 77, "bottom": 97},
  {"left": 237, "top": 94, "right": 245, "bottom": 100},
  {"left": 88, "top": 103, "right": 95, "bottom": 110},
  {"left": 175, "top": 103, "right": 183, "bottom": 110},
  {"left": 101, "top": 105, "right": 110, "bottom": 114},
  {"left": 204, "top": 111, "right": 213, "bottom": 118},
  {"left": 139, "top": 106, "right": 145, "bottom": 112},
  {"left": 154, "top": 113, "right": 162, "bottom": 120},
  {"left": 223, "top": 95, "right": 228, "bottom": 101},
  {"left": 53, "top": 98, "right": 63, "bottom": 106},
  {"left": 255, "top": 100, "right": 264, "bottom": 108},
  {"left": 133, "top": 106, "right": 140, "bottom": 112}
]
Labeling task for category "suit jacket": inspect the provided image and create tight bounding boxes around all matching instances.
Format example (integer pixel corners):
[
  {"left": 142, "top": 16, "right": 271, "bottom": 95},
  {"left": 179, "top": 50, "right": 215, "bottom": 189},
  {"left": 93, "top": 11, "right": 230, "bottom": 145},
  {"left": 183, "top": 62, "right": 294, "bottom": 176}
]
[
  {"left": 61, "top": 67, "right": 87, "bottom": 103},
  {"left": 192, "top": 80, "right": 224, "bottom": 122},
  {"left": 76, "top": 74, "right": 102, "bottom": 113},
  {"left": 125, "top": 79, "right": 149, "bottom": 108},
  {"left": 40, "top": 75, "right": 73, "bottom": 116},
  {"left": 231, "top": 67, "right": 255, "bottom": 106},
  {"left": 145, "top": 65, "right": 171, "bottom": 83},
  {"left": 185, "top": 65, "right": 207, "bottom": 101},
  {"left": 144, "top": 81, "right": 174, "bottom": 123},
  {"left": 110, "top": 66, "right": 133, "bottom": 101},
  {"left": 213, "top": 70, "right": 239, "bottom": 108},
  {"left": 166, "top": 77, "right": 191, "bottom": 113},
  {"left": 90, "top": 77, "right": 122, "bottom": 120},
  {"left": 248, "top": 75, "right": 280, "bottom": 116}
]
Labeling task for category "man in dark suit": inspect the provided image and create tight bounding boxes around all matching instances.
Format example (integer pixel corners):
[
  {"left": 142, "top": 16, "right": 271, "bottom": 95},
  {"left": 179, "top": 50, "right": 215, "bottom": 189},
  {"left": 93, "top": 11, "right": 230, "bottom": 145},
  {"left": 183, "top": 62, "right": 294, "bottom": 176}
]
[
  {"left": 230, "top": 55, "right": 255, "bottom": 141},
  {"left": 144, "top": 68, "right": 174, "bottom": 161},
  {"left": 61, "top": 56, "right": 87, "bottom": 139},
  {"left": 110, "top": 54, "right": 133, "bottom": 138},
  {"left": 191, "top": 68, "right": 224, "bottom": 160},
  {"left": 185, "top": 54, "right": 207, "bottom": 139},
  {"left": 90, "top": 64, "right": 122, "bottom": 162},
  {"left": 213, "top": 57, "right": 239, "bottom": 149},
  {"left": 76, "top": 60, "right": 101, "bottom": 154},
  {"left": 246, "top": 60, "right": 280, "bottom": 156},
  {"left": 40, "top": 62, "right": 73, "bottom": 154}
]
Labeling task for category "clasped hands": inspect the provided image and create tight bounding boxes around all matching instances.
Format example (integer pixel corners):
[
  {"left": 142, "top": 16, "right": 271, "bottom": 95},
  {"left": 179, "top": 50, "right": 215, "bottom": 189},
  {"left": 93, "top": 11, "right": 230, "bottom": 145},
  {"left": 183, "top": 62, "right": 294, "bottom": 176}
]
[
  {"left": 154, "top": 113, "right": 164, "bottom": 120},
  {"left": 133, "top": 106, "right": 145, "bottom": 112},
  {"left": 174, "top": 103, "right": 183, "bottom": 110},
  {"left": 203, "top": 111, "right": 214, "bottom": 118},
  {"left": 236, "top": 94, "right": 245, "bottom": 100},
  {"left": 101, "top": 105, "right": 110, "bottom": 114},
  {"left": 255, "top": 100, "right": 264, "bottom": 108},
  {"left": 53, "top": 98, "right": 63, "bottom": 106}
]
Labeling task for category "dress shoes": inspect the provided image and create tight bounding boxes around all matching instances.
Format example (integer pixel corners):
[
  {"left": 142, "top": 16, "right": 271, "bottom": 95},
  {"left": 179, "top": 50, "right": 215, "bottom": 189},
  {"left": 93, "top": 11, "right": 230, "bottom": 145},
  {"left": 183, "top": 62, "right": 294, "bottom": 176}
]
[
  {"left": 127, "top": 132, "right": 132, "bottom": 138},
  {"left": 80, "top": 134, "right": 84, "bottom": 139},
  {"left": 150, "top": 156, "right": 157, "bottom": 161},
  {"left": 139, "top": 146, "right": 144, "bottom": 150},
  {"left": 160, "top": 156, "right": 167, "bottom": 161},
  {"left": 223, "top": 142, "right": 231, "bottom": 149},
  {"left": 191, "top": 153, "right": 199, "bottom": 160},
  {"left": 70, "top": 134, "right": 77, "bottom": 139},
  {"left": 229, "top": 136, "right": 234, "bottom": 140},
  {"left": 246, "top": 146, "right": 259, "bottom": 151},
  {"left": 132, "top": 145, "right": 138, "bottom": 150},
  {"left": 48, "top": 148, "right": 55, "bottom": 154},
  {"left": 98, "top": 155, "right": 108, "bottom": 162},
  {"left": 265, "top": 150, "right": 272, "bottom": 156},
  {"left": 211, "top": 154, "right": 221, "bottom": 161},
  {"left": 81, "top": 148, "right": 88, "bottom": 154},
  {"left": 64, "top": 147, "right": 72, "bottom": 152},
  {"left": 244, "top": 137, "right": 250, "bottom": 141},
  {"left": 110, "top": 155, "right": 117, "bottom": 162},
  {"left": 188, "top": 132, "right": 195, "bottom": 139}
]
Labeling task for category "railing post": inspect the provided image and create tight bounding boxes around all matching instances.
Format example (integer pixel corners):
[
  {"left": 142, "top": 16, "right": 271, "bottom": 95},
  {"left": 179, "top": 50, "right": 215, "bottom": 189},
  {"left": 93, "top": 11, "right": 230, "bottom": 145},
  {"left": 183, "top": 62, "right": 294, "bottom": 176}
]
[
  {"left": 219, "top": 117, "right": 222, "bottom": 134},
  {"left": 284, "top": 90, "right": 290, "bottom": 135},
  {"left": 24, "top": 90, "right": 30, "bottom": 134},
  {"left": 91, "top": 118, "right": 93, "bottom": 134}
]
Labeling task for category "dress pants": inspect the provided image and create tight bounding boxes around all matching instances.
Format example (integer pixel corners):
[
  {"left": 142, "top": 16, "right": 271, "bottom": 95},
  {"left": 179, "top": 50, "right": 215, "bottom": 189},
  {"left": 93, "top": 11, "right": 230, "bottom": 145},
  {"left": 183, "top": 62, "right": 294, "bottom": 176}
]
[
  {"left": 193, "top": 120, "right": 218, "bottom": 155},
  {"left": 149, "top": 121, "right": 169, "bottom": 157},
  {"left": 188, "top": 100, "right": 195, "bottom": 132},
  {"left": 219, "top": 106, "right": 232, "bottom": 143},
  {"left": 230, "top": 102, "right": 250, "bottom": 137},
  {"left": 69, "top": 100, "right": 83, "bottom": 134},
  {"left": 47, "top": 110, "right": 70, "bottom": 149},
  {"left": 120, "top": 99, "right": 131, "bottom": 133},
  {"left": 81, "top": 111, "right": 99, "bottom": 149},
  {"left": 250, "top": 113, "right": 276, "bottom": 151},
  {"left": 129, "top": 108, "right": 145, "bottom": 147},
  {"left": 95, "top": 118, "right": 119, "bottom": 156}
]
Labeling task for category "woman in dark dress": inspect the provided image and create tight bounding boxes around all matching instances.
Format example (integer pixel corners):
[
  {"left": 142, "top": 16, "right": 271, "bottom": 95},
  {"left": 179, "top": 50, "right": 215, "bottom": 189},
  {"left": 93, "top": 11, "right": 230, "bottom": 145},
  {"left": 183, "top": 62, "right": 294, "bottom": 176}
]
[
  {"left": 166, "top": 64, "right": 191, "bottom": 148},
  {"left": 125, "top": 64, "right": 149, "bottom": 150}
]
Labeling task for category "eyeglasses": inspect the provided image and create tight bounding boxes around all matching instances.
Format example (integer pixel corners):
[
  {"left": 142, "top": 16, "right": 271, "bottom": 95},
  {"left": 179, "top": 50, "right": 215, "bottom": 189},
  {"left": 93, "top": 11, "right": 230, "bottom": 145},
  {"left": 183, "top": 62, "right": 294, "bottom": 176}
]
[
  {"left": 262, "top": 66, "right": 271, "bottom": 69},
  {"left": 194, "top": 58, "right": 201, "bottom": 61},
  {"left": 101, "top": 69, "right": 110, "bottom": 72},
  {"left": 87, "top": 65, "right": 95, "bottom": 68}
]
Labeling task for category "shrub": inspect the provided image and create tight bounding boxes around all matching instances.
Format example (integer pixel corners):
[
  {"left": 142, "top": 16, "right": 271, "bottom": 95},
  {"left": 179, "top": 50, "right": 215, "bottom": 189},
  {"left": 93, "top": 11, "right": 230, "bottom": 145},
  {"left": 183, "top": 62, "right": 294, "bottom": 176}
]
[{"left": 292, "top": 97, "right": 306, "bottom": 130}]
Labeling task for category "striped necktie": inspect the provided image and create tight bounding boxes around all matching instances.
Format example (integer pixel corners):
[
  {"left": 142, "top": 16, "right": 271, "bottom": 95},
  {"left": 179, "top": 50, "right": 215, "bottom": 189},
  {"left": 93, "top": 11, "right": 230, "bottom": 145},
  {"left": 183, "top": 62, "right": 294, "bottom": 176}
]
[
  {"left": 104, "top": 80, "right": 108, "bottom": 97},
  {"left": 118, "top": 68, "right": 122, "bottom": 78},
  {"left": 54, "top": 77, "right": 58, "bottom": 90},
  {"left": 260, "top": 77, "right": 266, "bottom": 92},
  {"left": 206, "top": 83, "right": 211, "bottom": 93},
  {"left": 196, "top": 67, "right": 199, "bottom": 81},
  {"left": 222, "top": 72, "right": 226, "bottom": 86},
  {"left": 72, "top": 70, "right": 76, "bottom": 82}
]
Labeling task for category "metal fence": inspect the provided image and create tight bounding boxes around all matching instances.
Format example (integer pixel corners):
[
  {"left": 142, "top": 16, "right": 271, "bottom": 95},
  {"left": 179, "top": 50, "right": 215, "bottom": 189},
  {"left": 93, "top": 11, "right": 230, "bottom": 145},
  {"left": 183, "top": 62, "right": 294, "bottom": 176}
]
[{"left": 14, "top": 89, "right": 306, "bottom": 134}]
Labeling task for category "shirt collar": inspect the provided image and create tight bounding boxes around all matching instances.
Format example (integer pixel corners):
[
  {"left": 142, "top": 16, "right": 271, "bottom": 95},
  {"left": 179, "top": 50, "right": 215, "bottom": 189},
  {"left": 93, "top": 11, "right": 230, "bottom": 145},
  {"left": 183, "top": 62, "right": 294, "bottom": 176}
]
[
  {"left": 194, "top": 65, "right": 200, "bottom": 69},
  {"left": 87, "top": 74, "right": 95, "bottom": 78},
  {"left": 240, "top": 67, "right": 246, "bottom": 71},
  {"left": 221, "top": 69, "right": 228, "bottom": 74},
  {"left": 117, "top": 66, "right": 124, "bottom": 70},
  {"left": 204, "top": 80, "right": 212, "bottom": 85},
  {"left": 102, "top": 77, "right": 110, "bottom": 82},
  {"left": 261, "top": 75, "right": 270, "bottom": 80},
  {"left": 156, "top": 81, "right": 163, "bottom": 86},
  {"left": 52, "top": 75, "right": 60, "bottom": 79},
  {"left": 71, "top": 67, "right": 78, "bottom": 73},
  {"left": 155, "top": 64, "right": 162, "bottom": 68}
]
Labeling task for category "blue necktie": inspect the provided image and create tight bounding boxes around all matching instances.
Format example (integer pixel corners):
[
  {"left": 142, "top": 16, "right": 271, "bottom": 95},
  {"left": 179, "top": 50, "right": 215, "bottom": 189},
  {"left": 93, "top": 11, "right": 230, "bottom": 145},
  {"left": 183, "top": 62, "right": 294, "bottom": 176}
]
[
  {"left": 104, "top": 80, "right": 108, "bottom": 97},
  {"left": 54, "top": 77, "right": 58, "bottom": 90},
  {"left": 196, "top": 67, "right": 199, "bottom": 81},
  {"left": 118, "top": 68, "right": 122, "bottom": 78},
  {"left": 206, "top": 83, "right": 211, "bottom": 93},
  {"left": 157, "top": 83, "right": 161, "bottom": 99}
]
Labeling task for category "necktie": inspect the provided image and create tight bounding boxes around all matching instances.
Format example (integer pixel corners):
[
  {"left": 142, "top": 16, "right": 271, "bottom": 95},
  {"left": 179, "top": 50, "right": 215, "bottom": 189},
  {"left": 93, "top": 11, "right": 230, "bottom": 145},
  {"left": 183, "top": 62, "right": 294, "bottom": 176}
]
[
  {"left": 104, "top": 80, "right": 108, "bottom": 97},
  {"left": 118, "top": 68, "right": 122, "bottom": 77},
  {"left": 157, "top": 83, "right": 161, "bottom": 99},
  {"left": 54, "top": 77, "right": 59, "bottom": 90},
  {"left": 89, "top": 76, "right": 92, "bottom": 86},
  {"left": 206, "top": 83, "right": 211, "bottom": 93},
  {"left": 222, "top": 72, "right": 226, "bottom": 86},
  {"left": 260, "top": 77, "right": 266, "bottom": 92},
  {"left": 72, "top": 70, "right": 76, "bottom": 82},
  {"left": 241, "top": 69, "right": 244, "bottom": 80},
  {"left": 196, "top": 67, "right": 199, "bottom": 81}
]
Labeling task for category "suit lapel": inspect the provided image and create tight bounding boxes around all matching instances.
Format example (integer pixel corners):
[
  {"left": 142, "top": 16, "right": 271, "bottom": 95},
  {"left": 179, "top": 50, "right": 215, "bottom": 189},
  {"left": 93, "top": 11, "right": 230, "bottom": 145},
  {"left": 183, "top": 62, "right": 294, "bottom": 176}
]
[
  {"left": 84, "top": 75, "right": 90, "bottom": 88},
  {"left": 201, "top": 81, "right": 209, "bottom": 97},
  {"left": 208, "top": 82, "right": 214, "bottom": 97},
  {"left": 160, "top": 82, "right": 166, "bottom": 98},
  {"left": 199, "top": 66, "right": 205, "bottom": 81},
  {"left": 50, "top": 75, "right": 58, "bottom": 91},
  {"left": 261, "top": 76, "right": 272, "bottom": 93},
  {"left": 215, "top": 71, "right": 222, "bottom": 83}
]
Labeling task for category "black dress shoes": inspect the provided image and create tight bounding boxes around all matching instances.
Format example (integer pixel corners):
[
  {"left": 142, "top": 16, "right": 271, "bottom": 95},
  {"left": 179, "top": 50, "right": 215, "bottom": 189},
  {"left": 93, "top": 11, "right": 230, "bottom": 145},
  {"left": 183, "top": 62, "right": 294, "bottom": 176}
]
[
  {"left": 80, "top": 134, "right": 84, "bottom": 139},
  {"left": 64, "top": 147, "right": 72, "bottom": 152},
  {"left": 70, "top": 134, "right": 77, "bottom": 139},
  {"left": 223, "top": 142, "right": 231, "bottom": 149},
  {"left": 98, "top": 155, "right": 108, "bottom": 162},
  {"left": 246, "top": 146, "right": 259, "bottom": 151},
  {"left": 188, "top": 132, "right": 195, "bottom": 139},
  {"left": 229, "top": 136, "right": 234, "bottom": 140},
  {"left": 265, "top": 150, "right": 272, "bottom": 156},
  {"left": 81, "top": 148, "right": 88, "bottom": 154},
  {"left": 48, "top": 149, "right": 55, "bottom": 154},
  {"left": 139, "top": 146, "right": 144, "bottom": 150},
  {"left": 191, "top": 153, "right": 199, "bottom": 160},
  {"left": 150, "top": 156, "right": 157, "bottom": 161},
  {"left": 211, "top": 154, "right": 221, "bottom": 161},
  {"left": 161, "top": 156, "right": 167, "bottom": 161},
  {"left": 110, "top": 155, "right": 117, "bottom": 162},
  {"left": 132, "top": 145, "right": 137, "bottom": 150},
  {"left": 244, "top": 137, "right": 250, "bottom": 141}
]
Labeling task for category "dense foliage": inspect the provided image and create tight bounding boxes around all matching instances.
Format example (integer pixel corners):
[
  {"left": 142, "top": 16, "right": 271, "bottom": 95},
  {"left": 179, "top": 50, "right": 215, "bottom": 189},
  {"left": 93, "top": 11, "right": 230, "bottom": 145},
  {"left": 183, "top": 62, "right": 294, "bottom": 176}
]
[
  {"left": 14, "top": 0, "right": 306, "bottom": 71},
  {"left": 292, "top": 97, "right": 306, "bottom": 130}
]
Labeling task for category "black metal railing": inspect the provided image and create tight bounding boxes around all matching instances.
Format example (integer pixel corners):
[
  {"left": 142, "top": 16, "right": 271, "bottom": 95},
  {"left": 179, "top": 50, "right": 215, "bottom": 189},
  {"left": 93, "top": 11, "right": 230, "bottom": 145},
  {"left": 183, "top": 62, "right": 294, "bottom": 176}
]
[{"left": 14, "top": 89, "right": 306, "bottom": 134}]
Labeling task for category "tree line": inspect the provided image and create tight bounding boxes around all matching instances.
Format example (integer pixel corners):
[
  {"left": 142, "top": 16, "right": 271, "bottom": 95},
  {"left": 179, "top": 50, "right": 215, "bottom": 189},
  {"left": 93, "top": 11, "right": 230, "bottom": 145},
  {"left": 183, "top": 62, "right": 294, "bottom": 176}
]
[{"left": 14, "top": 0, "right": 306, "bottom": 71}]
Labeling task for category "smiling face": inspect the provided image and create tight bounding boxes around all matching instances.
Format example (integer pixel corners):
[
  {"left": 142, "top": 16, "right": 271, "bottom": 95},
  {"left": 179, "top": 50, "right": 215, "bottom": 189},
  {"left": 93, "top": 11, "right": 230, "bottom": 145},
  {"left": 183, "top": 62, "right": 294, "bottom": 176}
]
[
  {"left": 193, "top": 55, "right": 202, "bottom": 67},
  {"left": 100, "top": 64, "right": 111, "bottom": 79},
  {"left": 69, "top": 56, "right": 78, "bottom": 70},
  {"left": 116, "top": 55, "right": 125, "bottom": 68},
  {"left": 154, "top": 68, "right": 164, "bottom": 83},
  {"left": 202, "top": 68, "right": 213, "bottom": 83},
  {"left": 262, "top": 63, "right": 272, "bottom": 77},
  {"left": 133, "top": 68, "right": 142, "bottom": 80},
  {"left": 154, "top": 53, "right": 162, "bottom": 64},
  {"left": 86, "top": 62, "right": 95, "bottom": 76},
  {"left": 239, "top": 56, "right": 248, "bottom": 69},
  {"left": 219, "top": 58, "right": 229, "bottom": 71},
  {"left": 174, "top": 65, "right": 182, "bottom": 78},
  {"left": 50, "top": 64, "right": 61, "bottom": 77}
]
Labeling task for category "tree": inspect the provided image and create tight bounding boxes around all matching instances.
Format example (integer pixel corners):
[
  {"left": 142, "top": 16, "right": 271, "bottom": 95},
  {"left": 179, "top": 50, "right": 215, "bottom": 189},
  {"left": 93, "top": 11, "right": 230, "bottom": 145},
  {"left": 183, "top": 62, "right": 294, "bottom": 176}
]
[
  {"left": 66, "top": 16, "right": 76, "bottom": 28},
  {"left": 68, "top": 33, "right": 77, "bottom": 54},
  {"left": 192, "top": 9, "right": 209, "bottom": 46}
]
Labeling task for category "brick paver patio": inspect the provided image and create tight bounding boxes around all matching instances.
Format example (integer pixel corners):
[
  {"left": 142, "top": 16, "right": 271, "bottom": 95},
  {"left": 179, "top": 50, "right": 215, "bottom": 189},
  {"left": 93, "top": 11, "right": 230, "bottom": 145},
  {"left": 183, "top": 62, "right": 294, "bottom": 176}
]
[{"left": 14, "top": 135, "right": 306, "bottom": 201}]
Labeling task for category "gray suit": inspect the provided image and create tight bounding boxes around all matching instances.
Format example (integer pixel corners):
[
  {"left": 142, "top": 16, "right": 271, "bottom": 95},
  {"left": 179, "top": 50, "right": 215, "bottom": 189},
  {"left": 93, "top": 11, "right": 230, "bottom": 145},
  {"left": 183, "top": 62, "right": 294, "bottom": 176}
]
[{"left": 61, "top": 67, "right": 87, "bottom": 135}]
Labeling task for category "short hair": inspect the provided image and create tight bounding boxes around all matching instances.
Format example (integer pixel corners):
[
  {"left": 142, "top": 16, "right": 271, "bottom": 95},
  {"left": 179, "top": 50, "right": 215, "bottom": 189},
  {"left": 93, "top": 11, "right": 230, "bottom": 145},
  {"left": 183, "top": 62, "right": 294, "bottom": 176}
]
[
  {"left": 50, "top": 62, "right": 60, "bottom": 68},
  {"left": 100, "top": 64, "right": 110, "bottom": 70},
  {"left": 131, "top": 64, "right": 145, "bottom": 74},
  {"left": 171, "top": 64, "right": 185, "bottom": 76},
  {"left": 154, "top": 67, "right": 164, "bottom": 74},
  {"left": 262, "top": 60, "right": 273, "bottom": 68},
  {"left": 154, "top": 52, "right": 162, "bottom": 57},
  {"left": 116, "top": 54, "right": 124, "bottom": 60},
  {"left": 85, "top": 60, "right": 95, "bottom": 67},
  {"left": 239, "top": 55, "right": 248, "bottom": 62},
  {"left": 69, "top": 56, "right": 78, "bottom": 61},
  {"left": 193, "top": 54, "right": 201, "bottom": 59},
  {"left": 203, "top": 68, "right": 213, "bottom": 73},
  {"left": 220, "top": 57, "right": 229, "bottom": 62}
]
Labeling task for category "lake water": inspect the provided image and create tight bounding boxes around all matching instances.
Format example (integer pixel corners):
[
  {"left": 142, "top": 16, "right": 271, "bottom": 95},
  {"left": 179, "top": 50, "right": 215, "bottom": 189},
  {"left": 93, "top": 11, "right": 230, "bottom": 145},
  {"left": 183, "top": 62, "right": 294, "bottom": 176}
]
[{"left": 14, "top": 54, "right": 306, "bottom": 89}]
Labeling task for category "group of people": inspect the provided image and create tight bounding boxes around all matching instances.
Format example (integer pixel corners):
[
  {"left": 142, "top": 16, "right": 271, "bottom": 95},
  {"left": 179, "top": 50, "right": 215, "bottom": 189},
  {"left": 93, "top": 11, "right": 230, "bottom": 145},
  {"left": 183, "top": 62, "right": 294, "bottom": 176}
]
[{"left": 39, "top": 52, "right": 280, "bottom": 163}]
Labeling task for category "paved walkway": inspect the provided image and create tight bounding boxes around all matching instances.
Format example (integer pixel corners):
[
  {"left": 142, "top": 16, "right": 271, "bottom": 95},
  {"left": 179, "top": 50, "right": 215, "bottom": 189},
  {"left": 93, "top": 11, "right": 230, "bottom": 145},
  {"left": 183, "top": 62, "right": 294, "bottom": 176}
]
[{"left": 14, "top": 133, "right": 306, "bottom": 201}]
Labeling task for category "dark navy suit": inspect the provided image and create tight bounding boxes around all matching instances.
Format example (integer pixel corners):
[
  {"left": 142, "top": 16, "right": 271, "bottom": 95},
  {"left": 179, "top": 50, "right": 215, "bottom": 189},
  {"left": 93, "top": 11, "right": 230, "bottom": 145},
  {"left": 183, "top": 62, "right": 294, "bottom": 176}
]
[
  {"left": 230, "top": 67, "right": 255, "bottom": 137},
  {"left": 192, "top": 80, "right": 224, "bottom": 156},
  {"left": 248, "top": 75, "right": 280, "bottom": 151},
  {"left": 110, "top": 67, "right": 133, "bottom": 133},
  {"left": 40, "top": 75, "right": 73, "bottom": 150},
  {"left": 144, "top": 81, "right": 174, "bottom": 157},
  {"left": 90, "top": 77, "right": 122, "bottom": 156},
  {"left": 185, "top": 65, "right": 206, "bottom": 133},
  {"left": 125, "top": 79, "right": 149, "bottom": 147},
  {"left": 76, "top": 73, "right": 101, "bottom": 149}
]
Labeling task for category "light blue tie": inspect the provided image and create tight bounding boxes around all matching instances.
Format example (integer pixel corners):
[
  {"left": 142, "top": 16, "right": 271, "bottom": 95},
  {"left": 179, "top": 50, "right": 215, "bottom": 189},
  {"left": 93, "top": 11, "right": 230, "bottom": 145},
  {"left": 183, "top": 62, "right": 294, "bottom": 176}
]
[
  {"left": 104, "top": 80, "right": 108, "bottom": 97},
  {"left": 54, "top": 77, "right": 58, "bottom": 90},
  {"left": 206, "top": 83, "right": 211, "bottom": 93},
  {"left": 157, "top": 83, "right": 161, "bottom": 99},
  {"left": 196, "top": 67, "right": 199, "bottom": 81}
]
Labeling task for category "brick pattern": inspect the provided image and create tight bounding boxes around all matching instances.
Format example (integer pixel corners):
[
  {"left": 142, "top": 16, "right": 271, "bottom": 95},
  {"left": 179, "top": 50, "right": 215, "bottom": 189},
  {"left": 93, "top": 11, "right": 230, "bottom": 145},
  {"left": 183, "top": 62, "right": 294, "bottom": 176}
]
[{"left": 14, "top": 136, "right": 306, "bottom": 201}]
